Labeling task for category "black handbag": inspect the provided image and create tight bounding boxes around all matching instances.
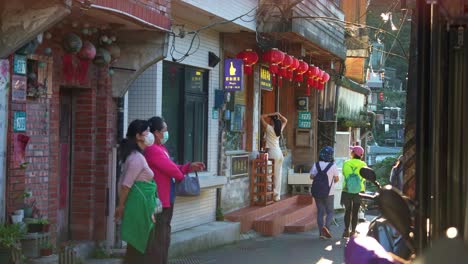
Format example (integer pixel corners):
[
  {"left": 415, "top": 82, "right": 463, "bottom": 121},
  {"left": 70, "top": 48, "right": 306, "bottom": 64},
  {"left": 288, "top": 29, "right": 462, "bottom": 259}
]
[{"left": 175, "top": 171, "right": 201, "bottom": 196}]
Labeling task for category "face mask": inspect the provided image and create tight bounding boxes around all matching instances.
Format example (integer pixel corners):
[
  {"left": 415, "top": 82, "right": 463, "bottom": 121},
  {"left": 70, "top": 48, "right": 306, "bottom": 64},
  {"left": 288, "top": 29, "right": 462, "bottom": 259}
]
[
  {"left": 160, "top": 131, "right": 169, "bottom": 144},
  {"left": 144, "top": 132, "right": 155, "bottom": 146}
]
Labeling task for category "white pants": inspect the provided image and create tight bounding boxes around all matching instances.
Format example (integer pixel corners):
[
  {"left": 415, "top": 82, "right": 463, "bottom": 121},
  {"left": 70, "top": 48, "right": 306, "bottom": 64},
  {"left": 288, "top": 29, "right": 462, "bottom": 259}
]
[{"left": 268, "top": 147, "right": 284, "bottom": 197}]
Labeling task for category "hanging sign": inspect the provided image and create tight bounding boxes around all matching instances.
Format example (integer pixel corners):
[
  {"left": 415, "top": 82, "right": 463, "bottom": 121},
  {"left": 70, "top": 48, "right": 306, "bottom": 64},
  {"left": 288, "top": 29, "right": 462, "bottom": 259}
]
[
  {"left": 12, "top": 75, "right": 27, "bottom": 101},
  {"left": 260, "top": 66, "right": 272, "bottom": 91},
  {"left": 13, "top": 111, "right": 26, "bottom": 132},
  {"left": 298, "top": 111, "right": 311, "bottom": 128},
  {"left": 13, "top": 55, "right": 27, "bottom": 75},
  {"left": 224, "top": 58, "right": 243, "bottom": 91}
]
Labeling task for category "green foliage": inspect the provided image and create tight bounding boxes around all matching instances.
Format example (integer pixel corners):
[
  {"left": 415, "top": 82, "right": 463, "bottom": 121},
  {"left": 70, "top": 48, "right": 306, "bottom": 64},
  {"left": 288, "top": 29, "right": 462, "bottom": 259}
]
[
  {"left": 367, "top": 157, "right": 397, "bottom": 192},
  {"left": 92, "top": 246, "right": 110, "bottom": 259},
  {"left": 37, "top": 218, "right": 49, "bottom": 224},
  {"left": 0, "top": 224, "right": 24, "bottom": 249},
  {"left": 40, "top": 241, "right": 54, "bottom": 250},
  {"left": 216, "top": 208, "right": 224, "bottom": 221}
]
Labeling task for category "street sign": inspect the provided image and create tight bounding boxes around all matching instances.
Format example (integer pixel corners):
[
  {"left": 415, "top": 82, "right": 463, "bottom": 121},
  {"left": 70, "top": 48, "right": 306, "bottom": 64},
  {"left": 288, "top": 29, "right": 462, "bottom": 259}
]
[
  {"left": 298, "top": 111, "right": 311, "bottom": 128},
  {"left": 13, "top": 111, "right": 26, "bottom": 132},
  {"left": 224, "top": 58, "right": 243, "bottom": 91},
  {"left": 13, "top": 55, "right": 27, "bottom": 75}
]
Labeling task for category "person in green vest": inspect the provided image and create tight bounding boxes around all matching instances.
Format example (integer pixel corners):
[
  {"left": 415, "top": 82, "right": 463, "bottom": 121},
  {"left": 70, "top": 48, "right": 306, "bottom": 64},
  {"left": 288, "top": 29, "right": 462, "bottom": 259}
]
[
  {"left": 115, "top": 119, "right": 158, "bottom": 263},
  {"left": 341, "top": 145, "right": 367, "bottom": 238}
]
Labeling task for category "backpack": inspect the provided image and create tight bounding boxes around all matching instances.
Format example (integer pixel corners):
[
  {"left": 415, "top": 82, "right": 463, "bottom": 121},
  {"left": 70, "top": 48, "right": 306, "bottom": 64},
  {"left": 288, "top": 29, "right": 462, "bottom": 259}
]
[
  {"left": 346, "top": 166, "right": 362, "bottom": 193},
  {"left": 311, "top": 162, "right": 334, "bottom": 199}
]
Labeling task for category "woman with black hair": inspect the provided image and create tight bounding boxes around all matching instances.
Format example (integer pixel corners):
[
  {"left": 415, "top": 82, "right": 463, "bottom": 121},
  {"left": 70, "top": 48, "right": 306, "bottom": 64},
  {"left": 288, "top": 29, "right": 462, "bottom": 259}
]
[
  {"left": 115, "top": 119, "right": 157, "bottom": 263},
  {"left": 261, "top": 112, "right": 288, "bottom": 202},
  {"left": 144, "top": 116, "right": 205, "bottom": 264}
]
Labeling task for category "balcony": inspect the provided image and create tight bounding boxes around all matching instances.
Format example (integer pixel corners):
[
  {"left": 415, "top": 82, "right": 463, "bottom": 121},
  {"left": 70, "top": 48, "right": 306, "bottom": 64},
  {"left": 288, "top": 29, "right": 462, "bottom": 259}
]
[{"left": 257, "top": 0, "right": 346, "bottom": 61}]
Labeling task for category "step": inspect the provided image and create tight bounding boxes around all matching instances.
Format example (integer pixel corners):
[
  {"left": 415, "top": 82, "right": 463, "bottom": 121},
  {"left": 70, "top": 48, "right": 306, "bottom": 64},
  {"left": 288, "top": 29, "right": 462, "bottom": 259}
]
[
  {"left": 253, "top": 203, "right": 316, "bottom": 236},
  {"left": 225, "top": 195, "right": 301, "bottom": 233},
  {"left": 284, "top": 214, "right": 317, "bottom": 233}
]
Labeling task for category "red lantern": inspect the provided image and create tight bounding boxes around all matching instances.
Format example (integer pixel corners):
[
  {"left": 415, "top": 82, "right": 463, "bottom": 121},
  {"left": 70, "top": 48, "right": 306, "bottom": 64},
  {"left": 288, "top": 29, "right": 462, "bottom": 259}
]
[
  {"left": 262, "top": 49, "right": 285, "bottom": 85},
  {"left": 314, "top": 68, "right": 324, "bottom": 89},
  {"left": 294, "top": 60, "right": 309, "bottom": 83},
  {"left": 318, "top": 72, "right": 330, "bottom": 90},
  {"left": 305, "top": 65, "right": 318, "bottom": 96},
  {"left": 236, "top": 49, "right": 258, "bottom": 75},
  {"left": 278, "top": 54, "right": 293, "bottom": 86},
  {"left": 287, "top": 57, "right": 299, "bottom": 80}
]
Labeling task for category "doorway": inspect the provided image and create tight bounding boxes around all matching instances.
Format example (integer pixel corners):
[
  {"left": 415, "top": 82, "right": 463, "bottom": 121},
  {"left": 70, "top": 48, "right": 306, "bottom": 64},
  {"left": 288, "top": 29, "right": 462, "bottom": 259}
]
[{"left": 58, "top": 90, "right": 73, "bottom": 242}]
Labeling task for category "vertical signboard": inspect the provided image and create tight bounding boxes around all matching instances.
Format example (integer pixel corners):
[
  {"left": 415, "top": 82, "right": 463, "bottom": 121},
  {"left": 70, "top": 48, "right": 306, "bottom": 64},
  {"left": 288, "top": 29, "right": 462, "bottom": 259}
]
[
  {"left": 297, "top": 111, "right": 312, "bottom": 128},
  {"left": 0, "top": 59, "right": 9, "bottom": 223},
  {"left": 260, "top": 66, "right": 272, "bottom": 91},
  {"left": 224, "top": 58, "right": 243, "bottom": 91}
]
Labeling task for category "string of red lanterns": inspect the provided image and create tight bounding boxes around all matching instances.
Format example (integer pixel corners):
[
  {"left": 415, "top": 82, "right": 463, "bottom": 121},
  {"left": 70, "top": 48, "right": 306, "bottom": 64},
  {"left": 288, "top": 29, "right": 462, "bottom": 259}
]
[{"left": 235, "top": 48, "right": 331, "bottom": 95}]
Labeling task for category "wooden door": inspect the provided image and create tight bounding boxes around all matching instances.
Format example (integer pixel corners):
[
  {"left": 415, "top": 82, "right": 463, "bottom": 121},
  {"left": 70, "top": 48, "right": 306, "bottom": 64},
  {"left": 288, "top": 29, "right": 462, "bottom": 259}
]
[{"left": 58, "top": 90, "right": 72, "bottom": 242}]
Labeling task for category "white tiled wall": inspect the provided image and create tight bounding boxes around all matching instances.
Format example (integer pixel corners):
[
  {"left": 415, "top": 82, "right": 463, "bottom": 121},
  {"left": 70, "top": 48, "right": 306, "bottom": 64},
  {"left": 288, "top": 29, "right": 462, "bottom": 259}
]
[
  {"left": 158, "top": 16, "right": 220, "bottom": 176},
  {"left": 127, "top": 63, "right": 158, "bottom": 122}
]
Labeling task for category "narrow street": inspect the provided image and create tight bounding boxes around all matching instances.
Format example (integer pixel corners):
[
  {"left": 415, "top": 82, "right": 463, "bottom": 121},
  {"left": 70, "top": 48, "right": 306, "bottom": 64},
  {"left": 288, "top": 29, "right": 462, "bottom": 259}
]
[{"left": 167, "top": 213, "right": 374, "bottom": 264}]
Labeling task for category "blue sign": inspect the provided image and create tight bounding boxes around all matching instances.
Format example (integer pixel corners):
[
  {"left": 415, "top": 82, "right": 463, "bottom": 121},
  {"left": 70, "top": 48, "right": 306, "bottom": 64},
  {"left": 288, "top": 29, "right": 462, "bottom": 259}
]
[
  {"left": 13, "top": 111, "right": 26, "bottom": 132},
  {"left": 224, "top": 59, "right": 243, "bottom": 91},
  {"left": 13, "top": 55, "right": 27, "bottom": 75}
]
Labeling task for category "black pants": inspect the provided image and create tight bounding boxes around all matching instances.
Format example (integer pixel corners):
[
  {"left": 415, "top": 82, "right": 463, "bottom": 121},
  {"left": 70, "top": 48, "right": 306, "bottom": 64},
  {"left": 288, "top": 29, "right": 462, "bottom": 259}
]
[
  {"left": 342, "top": 192, "right": 361, "bottom": 232},
  {"left": 124, "top": 228, "right": 155, "bottom": 264},
  {"left": 148, "top": 204, "right": 174, "bottom": 264}
]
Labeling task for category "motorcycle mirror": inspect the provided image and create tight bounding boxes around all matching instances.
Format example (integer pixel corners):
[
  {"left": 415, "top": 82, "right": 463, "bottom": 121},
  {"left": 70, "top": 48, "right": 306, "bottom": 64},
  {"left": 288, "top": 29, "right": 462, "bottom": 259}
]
[
  {"left": 378, "top": 186, "right": 414, "bottom": 250},
  {"left": 359, "top": 167, "right": 377, "bottom": 182}
]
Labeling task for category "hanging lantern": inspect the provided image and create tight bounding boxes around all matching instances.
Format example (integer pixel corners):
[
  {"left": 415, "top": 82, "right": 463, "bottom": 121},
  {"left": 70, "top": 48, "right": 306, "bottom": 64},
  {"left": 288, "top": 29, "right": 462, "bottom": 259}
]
[
  {"left": 278, "top": 54, "right": 293, "bottom": 86},
  {"left": 236, "top": 49, "right": 259, "bottom": 75},
  {"left": 106, "top": 44, "right": 121, "bottom": 63},
  {"left": 314, "top": 68, "right": 324, "bottom": 89},
  {"left": 76, "top": 41, "right": 97, "bottom": 84},
  {"left": 262, "top": 48, "right": 285, "bottom": 85},
  {"left": 287, "top": 57, "right": 299, "bottom": 81},
  {"left": 305, "top": 65, "right": 318, "bottom": 96},
  {"left": 62, "top": 33, "right": 83, "bottom": 53},
  {"left": 93, "top": 48, "right": 111, "bottom": 66},
  {"left": 294, "top": 60, "right": 309, "bottom": 83},
  {"left": 318, "top": 72, "right": 330, "bottom": 90}
]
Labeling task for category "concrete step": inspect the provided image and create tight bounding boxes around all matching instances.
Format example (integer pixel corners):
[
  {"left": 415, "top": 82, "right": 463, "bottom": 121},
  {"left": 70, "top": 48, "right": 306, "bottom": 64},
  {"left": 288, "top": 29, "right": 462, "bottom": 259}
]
[
  {"left": 284, "top": 215, "right": 317, "bottom": 233},
  {"left": 225, "top": 195, "right": 301, "bottom": 233},
  {"left": 253, "top": 203, "right": 315, "bottom": 236},
  {"left": 169, "top": 221, "right": 240, "bottom": 258},
  {"left": 225, "top": 195, "right": 317, "bottom": 236}
]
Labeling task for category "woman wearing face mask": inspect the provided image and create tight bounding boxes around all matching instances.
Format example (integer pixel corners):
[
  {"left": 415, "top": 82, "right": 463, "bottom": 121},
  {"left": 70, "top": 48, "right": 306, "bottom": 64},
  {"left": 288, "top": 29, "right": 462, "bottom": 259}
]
[
  {"left": 115, "top": 119, "right": 157, "bottom": 263},
  {"left": 144, "top": 116, "right": 205, "bottom": 264}
]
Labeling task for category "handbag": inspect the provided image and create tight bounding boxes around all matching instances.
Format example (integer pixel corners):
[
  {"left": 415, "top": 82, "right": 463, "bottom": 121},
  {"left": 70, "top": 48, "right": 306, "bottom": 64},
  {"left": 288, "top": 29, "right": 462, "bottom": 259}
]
[{"left": 175, "top": 171, "right": 201, "bottom": 196}]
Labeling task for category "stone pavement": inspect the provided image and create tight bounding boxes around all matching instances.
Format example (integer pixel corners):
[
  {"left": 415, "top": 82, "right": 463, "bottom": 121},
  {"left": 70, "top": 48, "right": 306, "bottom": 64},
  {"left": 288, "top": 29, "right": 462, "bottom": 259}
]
[{"left": 168, "top": 216, "right": 350, "bottom": 264}]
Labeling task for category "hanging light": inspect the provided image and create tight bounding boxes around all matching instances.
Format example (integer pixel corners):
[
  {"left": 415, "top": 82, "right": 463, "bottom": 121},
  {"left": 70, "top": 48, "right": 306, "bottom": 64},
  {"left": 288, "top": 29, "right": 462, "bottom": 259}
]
[
  {"left": 305, "top": 65, "right": 319, "bottom": 96},
  {"left": 236, "top": 49, "right": 259, "bottom": 75},
  {"left": 262, "top": 48, "right": 285, "bottom": 86},
  {"left": 278, "top": 54, "right": 293, "bottom": 86},
  {"left": 294, "top": 60, "right": 309, "bottom": 83},
  {"left": 318, "top": 71, "right": 330, "bottom": 90},
  {"left": 287, "top": 57, "right": 299, "bottom": 81},
  {"left": 314, "top": 68, "right": 324, "bottom": 89}
]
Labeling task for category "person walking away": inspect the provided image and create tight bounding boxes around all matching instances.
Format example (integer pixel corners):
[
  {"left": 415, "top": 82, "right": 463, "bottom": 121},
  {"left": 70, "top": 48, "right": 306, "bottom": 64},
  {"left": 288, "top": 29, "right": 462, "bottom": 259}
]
[
  {"left": 341, "top": 145, "right": 367, "bottom": 238},
  {"left": 310, "top": 146, "right": 340, "bottom": 239},
  {"left": 390, "top": 155, "right": 404, "bottom": 191},
  {"left": 115, "top": 119, "right": 157, "bottom": 263},
  {"left": 261, "top": 112, "right": 288, "bottom": 202},
  {"left": 145, "top": 116, "right": 205, "bottom": 264}
]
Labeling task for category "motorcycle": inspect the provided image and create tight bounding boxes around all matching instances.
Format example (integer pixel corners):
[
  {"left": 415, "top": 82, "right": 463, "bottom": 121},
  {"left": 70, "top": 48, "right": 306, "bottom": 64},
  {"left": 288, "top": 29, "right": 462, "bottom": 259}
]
[{"left": 345, "top": 167, "right": 468, "bottom": 264}]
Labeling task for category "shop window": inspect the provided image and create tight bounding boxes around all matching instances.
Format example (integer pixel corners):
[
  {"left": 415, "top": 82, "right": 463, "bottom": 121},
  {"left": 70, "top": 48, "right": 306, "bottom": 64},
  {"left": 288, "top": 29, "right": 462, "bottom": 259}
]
[
  {"left": 162, "top": 62, "right": 208, "bottom": 165},
  {"left": 225, "top": 87, "right": 247, "bottom": 151}
]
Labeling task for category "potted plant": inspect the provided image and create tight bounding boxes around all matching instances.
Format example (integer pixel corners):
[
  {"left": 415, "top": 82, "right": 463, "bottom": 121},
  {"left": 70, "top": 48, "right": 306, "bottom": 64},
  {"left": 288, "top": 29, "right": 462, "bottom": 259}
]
[
  {"left": 39, "top": 241, "right": 54, "bottom": 257},
  {"left": 26, "top": 219, "right": 43, "bottom": 233},
  {"left": 22, "top": 191, "right": 34, "bottom": 218},
  {"left": 0, "top": 224, "right": 24, "bottom": 263},
  {"left": 39, "top": 219, "right": 50, "bottom": 232}
]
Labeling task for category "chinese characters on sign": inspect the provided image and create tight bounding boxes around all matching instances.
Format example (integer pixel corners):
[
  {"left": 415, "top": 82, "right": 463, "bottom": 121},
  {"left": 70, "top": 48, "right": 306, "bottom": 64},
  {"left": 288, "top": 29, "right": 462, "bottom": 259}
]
[
  {"left": 13, "top": 111, "right": 26, "bottom": 132},
  {"left": 224, "top": 59, "right": 243, "bottom": 91},
  {"left": 13, "top": 55, "right": 27, "bottom": 75},
  {"left": 260, "top": 66, "right": 272, "bottom": 91},
  {"left": 298, "top": 111, "right": 311, "bottom": 128},
  {"left": 12, "top": 75, "right": 27, "bottom": 101}
]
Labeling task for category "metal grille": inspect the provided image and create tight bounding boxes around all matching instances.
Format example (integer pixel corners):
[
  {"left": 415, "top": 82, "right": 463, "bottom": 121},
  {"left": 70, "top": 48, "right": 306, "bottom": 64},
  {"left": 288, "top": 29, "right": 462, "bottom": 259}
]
[{"left": 169, "top": 257, "right": 202, "bottom": 264}]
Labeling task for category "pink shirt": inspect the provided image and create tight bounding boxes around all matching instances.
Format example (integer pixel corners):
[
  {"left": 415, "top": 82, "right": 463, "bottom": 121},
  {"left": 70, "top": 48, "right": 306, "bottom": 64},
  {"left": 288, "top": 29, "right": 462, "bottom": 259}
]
[
  {"left": 144, "top": 144, "right": 192, "bottom": 207},
  {"left": 120, "top": 151, "right": 154, "bottom": 188}
]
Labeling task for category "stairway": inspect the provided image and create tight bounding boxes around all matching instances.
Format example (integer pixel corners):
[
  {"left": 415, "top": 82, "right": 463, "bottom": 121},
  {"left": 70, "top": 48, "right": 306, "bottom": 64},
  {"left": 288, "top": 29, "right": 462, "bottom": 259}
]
[{"left": 225, "top": 195, "right": 317, "bottom": 236}]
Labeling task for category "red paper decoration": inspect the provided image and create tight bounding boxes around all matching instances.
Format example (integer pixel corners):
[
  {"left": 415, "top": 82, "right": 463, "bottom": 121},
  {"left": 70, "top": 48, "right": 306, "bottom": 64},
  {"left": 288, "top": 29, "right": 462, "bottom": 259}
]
[
  {"left": 287, "top": 57, "right": 299, "bottom": 81},
  {"left": 294, "top": 60, "right": 309, "bottom": 83},
  {"left": 278, "top": 54, "right": 293, "bottom": 86},
  {"left": 305, "top": 65, "right": 319, "bottom": 96},
  {"left": 236, "top": 49, "right": 259, "bottom": 75},
  {"left": 318, "top": 72, "right": 330, "bottom": 90},
  {"left": 262, "top": 49, "right": 285, "bottom": 86}
]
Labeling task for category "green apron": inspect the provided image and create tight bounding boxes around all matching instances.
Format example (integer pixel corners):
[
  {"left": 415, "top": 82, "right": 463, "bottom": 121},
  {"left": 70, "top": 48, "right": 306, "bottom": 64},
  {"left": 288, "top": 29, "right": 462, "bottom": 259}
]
[{"left": 121, "top": 180, "right": 157, "bottom": 253}]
